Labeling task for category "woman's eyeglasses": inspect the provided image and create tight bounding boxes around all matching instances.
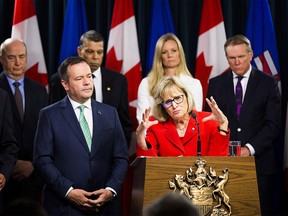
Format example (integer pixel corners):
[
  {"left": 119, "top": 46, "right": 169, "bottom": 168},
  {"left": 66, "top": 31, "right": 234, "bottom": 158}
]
[{"left": 161, "top": 95, "right": 184, "bottom": 108}]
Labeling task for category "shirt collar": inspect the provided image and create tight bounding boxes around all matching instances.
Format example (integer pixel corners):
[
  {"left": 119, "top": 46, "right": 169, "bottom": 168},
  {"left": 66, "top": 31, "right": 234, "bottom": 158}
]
[
  {"left": 232, "top": 64, "right": 252, "bottom": 79},
  {"left": 68, "top": 97, "right": 92, "bottom": 111},
  {"left": 92, "top": 67, "right": 101, "bottom": 79},
  {"left": 4, "top": 72, "right": 25, "bottom": 86}
]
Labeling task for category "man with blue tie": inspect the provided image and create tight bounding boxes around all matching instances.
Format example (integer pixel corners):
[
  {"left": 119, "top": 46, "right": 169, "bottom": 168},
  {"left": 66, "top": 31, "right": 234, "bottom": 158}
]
[
  {"left": 33, "top": 56, "right": 128, "bottom": 215},
  {"left": 0, "top": 38, "right": 48, "bottom": 209},
  {"left": 205, "top": 35, "right": 281, "bottom": 215}
]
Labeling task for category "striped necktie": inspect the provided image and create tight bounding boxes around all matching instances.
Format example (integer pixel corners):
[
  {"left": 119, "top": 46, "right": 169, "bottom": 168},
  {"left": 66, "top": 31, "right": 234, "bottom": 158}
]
[
  {"left": 235, "top": 76, "right": 244, "bottom": 121},
  {"left": 78, "top": 105, "right": 92, "bottom": 151}
]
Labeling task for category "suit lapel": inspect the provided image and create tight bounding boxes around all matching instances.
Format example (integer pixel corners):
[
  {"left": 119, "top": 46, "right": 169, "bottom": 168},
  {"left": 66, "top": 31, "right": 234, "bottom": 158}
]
[
  {"left": 181, "top": 117, "right": 198, "bottom": 145},
  {"left": 225, "top": 71, "right": 238, "bottom": 122},
  {"left": 60, "top": 97, "right": 90, "bottom": 152},
  {"left": 90, "top": 101, "right": 103, "bottom": 154},
  {"left": 101, "top": 69, "right": 112, "bottom": 104},
  {"left": 163, "top": 118, "right": 198, "bottom": 154},
  {"left": 241, "top": 69, "right": 258, "bottom": 117},
  {"left": 0, "top": 74, "right": 22, "bottom": 125}
]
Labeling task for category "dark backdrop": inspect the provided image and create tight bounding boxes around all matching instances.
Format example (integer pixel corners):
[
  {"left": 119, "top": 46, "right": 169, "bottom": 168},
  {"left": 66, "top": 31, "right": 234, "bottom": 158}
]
[{"left": 1, "top": 0, "right": 288, "bottom": 214}]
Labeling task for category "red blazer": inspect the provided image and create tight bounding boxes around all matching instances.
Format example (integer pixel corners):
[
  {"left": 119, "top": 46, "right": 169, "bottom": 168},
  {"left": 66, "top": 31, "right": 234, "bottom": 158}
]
[{"left": 136, "top": 111, "right": 229, "bottom": 157}]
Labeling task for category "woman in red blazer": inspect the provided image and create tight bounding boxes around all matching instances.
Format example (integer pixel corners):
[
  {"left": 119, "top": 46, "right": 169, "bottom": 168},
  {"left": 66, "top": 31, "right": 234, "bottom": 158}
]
[{"left": 136, "top": 76, "right": 229, "bottom": 157}]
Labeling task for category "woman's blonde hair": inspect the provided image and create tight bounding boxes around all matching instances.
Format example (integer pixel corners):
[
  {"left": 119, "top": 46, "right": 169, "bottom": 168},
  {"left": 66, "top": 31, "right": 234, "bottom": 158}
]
[
  {"left": 153, "top": 76, "right": 195, "bottom": 122},
  {"left": 147, "top": 33, "right": 192, "bottom": 97}
]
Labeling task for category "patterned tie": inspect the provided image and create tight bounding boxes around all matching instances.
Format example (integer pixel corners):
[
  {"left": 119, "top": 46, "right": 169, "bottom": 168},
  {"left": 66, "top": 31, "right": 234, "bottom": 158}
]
[
  {"left": 13, "top": 82, "right": 24, "bottom": 121},
  {"left": 235, "top": 76, "right": 244, "bottom": 121},
  {"left": 78, "top": 105, "right": 92, "bottom": 151}
]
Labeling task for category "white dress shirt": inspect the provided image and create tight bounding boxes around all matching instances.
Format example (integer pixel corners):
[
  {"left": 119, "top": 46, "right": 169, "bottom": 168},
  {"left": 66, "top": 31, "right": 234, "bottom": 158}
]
[
  {"left": 232, "top": 65, "right": 255, "bottom": 156},
  {"left": 92, "top": 67, "right": 103, "bottom": 102}
]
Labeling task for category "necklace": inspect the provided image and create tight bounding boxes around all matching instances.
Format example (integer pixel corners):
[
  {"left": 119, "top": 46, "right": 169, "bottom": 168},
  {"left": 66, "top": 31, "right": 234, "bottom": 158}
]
[
  {"left": 178, "top": 128, "right": 185, "bottom": 135},
  {"left": 176, "top": 122, "right": 187, "bottom": 135}
]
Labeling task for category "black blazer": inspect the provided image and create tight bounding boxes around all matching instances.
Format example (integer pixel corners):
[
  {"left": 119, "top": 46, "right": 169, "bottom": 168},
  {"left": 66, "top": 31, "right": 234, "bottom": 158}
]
[
  {"left": 0, "top": 73, "right": 48, "bottom": 161},
  {"left": 49, "top": 67, "right": 132, "bottom": 146},
  {"left": 0, "top": 89, "right": 18, "bottom": 212},
  {"left": 205, "top": 68, "right": 281, "bottom": 175},
  {"left": 0, "top": 89, "right": 18, "bottom": 180}
]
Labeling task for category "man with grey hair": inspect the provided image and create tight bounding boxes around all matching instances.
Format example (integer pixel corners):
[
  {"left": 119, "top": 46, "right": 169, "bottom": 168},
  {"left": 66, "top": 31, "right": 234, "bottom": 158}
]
[
  {"left": 0, "top": 38, "right": 48, "bottom": 209},
  {"left": 206, "top": 34, "right": 281, "bottom": 215}
]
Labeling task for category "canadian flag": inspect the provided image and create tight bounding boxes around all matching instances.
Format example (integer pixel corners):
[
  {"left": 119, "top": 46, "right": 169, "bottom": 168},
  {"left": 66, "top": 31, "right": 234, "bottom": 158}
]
[
  {"left": 12, "top": 0, "right": 48, "bottom": 86},
  {"left": 195, "top": 0, "right": 229, "bottom": 105},
  {"left": 106, "top": 0, "right": 142, "bottom": 131}
]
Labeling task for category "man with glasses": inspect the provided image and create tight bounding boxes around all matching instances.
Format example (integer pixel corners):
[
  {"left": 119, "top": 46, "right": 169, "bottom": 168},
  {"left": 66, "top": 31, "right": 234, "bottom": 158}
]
[{"left": 205, "top": 34, "right": 281, "bottom": 215}]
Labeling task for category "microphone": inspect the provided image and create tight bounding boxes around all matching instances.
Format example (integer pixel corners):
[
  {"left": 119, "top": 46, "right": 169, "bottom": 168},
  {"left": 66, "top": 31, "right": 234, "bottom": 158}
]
[{"left": 192, "top": 112, "right": 201, "bottom": 156}]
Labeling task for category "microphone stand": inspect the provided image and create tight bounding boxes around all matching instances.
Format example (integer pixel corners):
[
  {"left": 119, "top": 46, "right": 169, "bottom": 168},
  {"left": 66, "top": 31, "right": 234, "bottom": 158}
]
[{"left": 192, "top": 112, "right": 201, "bottom": 156}]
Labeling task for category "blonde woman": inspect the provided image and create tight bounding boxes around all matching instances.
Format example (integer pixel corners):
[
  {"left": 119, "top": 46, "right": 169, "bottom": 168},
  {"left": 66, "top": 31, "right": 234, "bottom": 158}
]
[
  {"left": 137, "top": 33, "right": 203, "bottom": 123},
  {"left": 136, "top": 76, "right": 229, "bottom": 157}
]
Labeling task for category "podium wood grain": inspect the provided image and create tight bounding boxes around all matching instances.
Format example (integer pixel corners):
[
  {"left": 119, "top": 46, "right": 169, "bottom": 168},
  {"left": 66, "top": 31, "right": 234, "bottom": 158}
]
[{"left": 130, "top": 156, "right": 260, "bottom": 215}]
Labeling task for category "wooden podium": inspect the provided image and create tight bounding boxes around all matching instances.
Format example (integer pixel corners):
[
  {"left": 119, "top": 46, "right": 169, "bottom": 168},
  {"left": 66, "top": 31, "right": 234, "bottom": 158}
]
[{"left": 129, "top": 156, "right": 260, "bottom": 215}]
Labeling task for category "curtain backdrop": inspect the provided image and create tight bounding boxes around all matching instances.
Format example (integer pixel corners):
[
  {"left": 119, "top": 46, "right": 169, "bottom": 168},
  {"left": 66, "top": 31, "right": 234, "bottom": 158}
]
[
  {"left": 1, "top": 0, "right": 288, "bottom": 213},
  {"left": 0, "top": 1, "right": 287, "bottom": 88}
]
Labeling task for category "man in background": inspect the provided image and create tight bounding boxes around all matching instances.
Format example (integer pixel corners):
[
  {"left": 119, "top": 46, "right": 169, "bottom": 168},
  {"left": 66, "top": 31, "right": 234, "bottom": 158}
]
[
  {"left": 0, "top": 38, "right": 48, "bottom": 208},
  {"left": 0, "top": 89, "right": 18, "bottom": 213},
  {"left": 49, "top": 30, "right": 132, "bottom": 147},
  {"left": 34, "top": 56, "right": 128, "bottom": 215},
  {"left": 206, "top": 35, "right": 281, "bottom": 215}
]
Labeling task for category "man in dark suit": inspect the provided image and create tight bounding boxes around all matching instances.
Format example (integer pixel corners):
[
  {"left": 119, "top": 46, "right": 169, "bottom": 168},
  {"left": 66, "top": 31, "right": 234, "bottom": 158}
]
[
  {"left": 49, "top": 30, "right": 132, "bottom": 147},
  {"left": 205, "top": 35, "right": 281, "bottom": 215},
  {"left": 33, "top": 56, "right": 128, "bottom": 215},
  {"left": 0, "top": 89, "right": 18, "bottom": 213},
  {"left": 0, "top": 38, "right": 48, "bottom": 208}
]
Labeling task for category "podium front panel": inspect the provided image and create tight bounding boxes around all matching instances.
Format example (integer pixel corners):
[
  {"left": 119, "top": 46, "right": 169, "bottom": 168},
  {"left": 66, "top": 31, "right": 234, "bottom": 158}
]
[{"left": 130, "top": 156, "right": 260, "bottom": 215}]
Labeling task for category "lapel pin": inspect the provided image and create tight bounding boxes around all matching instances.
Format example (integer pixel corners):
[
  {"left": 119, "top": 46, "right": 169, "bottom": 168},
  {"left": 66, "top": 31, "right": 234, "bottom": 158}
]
[
  {"left": 107, "top": 87, "right": 111, "bottom": 91},
  {"left": 98, "top": 110, "right": 101, "bottom": 115}
]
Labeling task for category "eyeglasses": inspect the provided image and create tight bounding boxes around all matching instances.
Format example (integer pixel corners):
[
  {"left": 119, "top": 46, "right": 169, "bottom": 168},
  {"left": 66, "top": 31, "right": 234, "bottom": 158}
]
[{"left": 161, "top": 95, "right": 184, "bottom": 108}]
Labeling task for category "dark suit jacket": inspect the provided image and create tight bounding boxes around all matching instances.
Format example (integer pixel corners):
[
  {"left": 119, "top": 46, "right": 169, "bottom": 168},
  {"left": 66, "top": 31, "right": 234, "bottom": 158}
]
[
  {"left": 33, "top": 97, "right": 129, "bottom": 215},
  {"left": 0, "top": 88, "right": 18, "bottom": 181},
  {"left": 0, "top": 89, "right": 18, "bottom": 213},
  {"left": 205, "top": 68, "right": 281, "bottom": 175},
  {"left": 136, "top": 111, "right": 229, "bottom": 157},
  {"left": 49, "top": 67, "right": 132, "bottom": 146},
  {"left": 0, "top": 72, "right": 48, "bottom": 205},
  {"left": 0, "top": 72, "right": 48, "bottom": 161}
]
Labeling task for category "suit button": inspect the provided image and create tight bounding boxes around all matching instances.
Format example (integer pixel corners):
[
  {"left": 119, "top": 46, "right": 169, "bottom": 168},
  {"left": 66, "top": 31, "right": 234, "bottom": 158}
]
[{"left": 237, "top": 128, "right": 241, "bottom": 132}]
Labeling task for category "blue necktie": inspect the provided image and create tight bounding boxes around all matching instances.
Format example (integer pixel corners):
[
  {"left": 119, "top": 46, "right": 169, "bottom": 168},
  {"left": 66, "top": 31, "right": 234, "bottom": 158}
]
[{"left": 235, "top": 76, "right": 244, "bottom": 121}]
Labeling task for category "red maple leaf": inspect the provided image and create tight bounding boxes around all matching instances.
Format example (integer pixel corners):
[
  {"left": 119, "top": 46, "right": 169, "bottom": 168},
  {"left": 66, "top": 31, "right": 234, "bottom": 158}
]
[
  {"left": 105, "top": 47, "right": 123, "bottom": 73},
  {"left": 195, "top": 52, "right": 213, "bottom": 108},
  {"left": 25, "top": 63, "right": 48, "bottom": 86}
]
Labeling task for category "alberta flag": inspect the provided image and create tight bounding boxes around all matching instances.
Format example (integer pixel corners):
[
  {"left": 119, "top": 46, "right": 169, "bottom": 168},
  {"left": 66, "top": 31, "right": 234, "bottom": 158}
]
[
  {"left": 146, "top": 0, "right": 175, "bottom": 75},
  {"left": 245, "top": 0, "right": 281, "bottom": 84},
  {"left": 12, "top": 0, "right": 48, "bottom": 86},
  {"left": 59, "top": 0, "right": 88, "bottom": 64},
  {"left": 245, "top": 0, "right": 285, "bottom": 193}
]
